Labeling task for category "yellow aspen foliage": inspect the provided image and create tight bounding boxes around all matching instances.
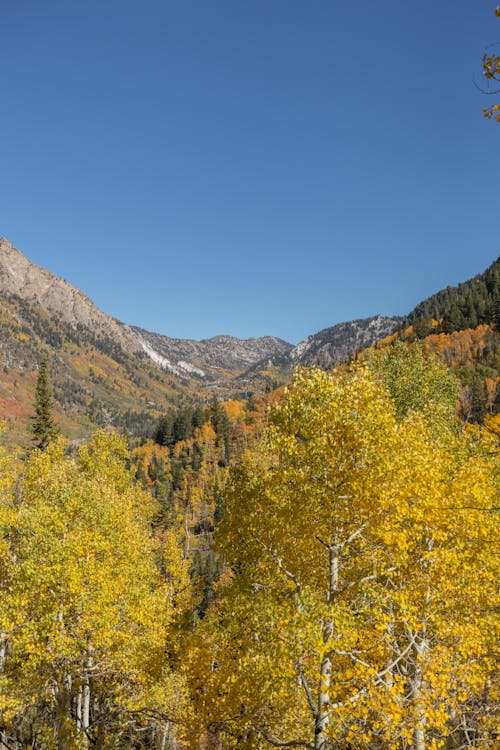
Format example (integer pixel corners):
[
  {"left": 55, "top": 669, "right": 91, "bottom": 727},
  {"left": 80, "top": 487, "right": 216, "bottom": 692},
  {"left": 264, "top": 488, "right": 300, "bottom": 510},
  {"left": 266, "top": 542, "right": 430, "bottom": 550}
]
[
  {"left": 0, "top": 432, "right": 190, "bottom": 749},
  {"left": 187, "top": 356, "right": 499, "bottom": 750}
]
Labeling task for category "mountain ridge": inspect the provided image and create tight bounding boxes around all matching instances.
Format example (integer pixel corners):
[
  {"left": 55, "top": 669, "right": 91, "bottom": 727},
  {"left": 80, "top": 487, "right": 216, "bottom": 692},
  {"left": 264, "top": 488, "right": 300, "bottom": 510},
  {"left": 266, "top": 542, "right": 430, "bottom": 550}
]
[
  {"left": 0, "top": 237, "right": 399, "bottom": 378},
  {"left": 2, "top": 236, "right": 496, "bottom": 444},
  {"left": 0, "top": 237, "right": 140, "bottom": 354}
]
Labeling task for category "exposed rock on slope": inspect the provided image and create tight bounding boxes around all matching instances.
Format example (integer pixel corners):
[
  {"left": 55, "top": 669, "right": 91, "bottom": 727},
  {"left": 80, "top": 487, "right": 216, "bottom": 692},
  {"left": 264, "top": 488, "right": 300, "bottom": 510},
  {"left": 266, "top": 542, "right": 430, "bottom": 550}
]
[
  {"left": 133, "top": 328, "right": 293, "bottom": 373},
  {"left": 290, "top": 315, "right": 399, "bottom": 368},
  {"left": 0, "top": 237, "right": 139, "bottom": 353}
]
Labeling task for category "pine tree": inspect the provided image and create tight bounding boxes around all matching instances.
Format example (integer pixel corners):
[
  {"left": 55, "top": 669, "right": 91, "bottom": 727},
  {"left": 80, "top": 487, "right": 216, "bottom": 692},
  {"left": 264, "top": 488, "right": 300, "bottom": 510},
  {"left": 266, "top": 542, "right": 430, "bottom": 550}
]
[{"left": 31, "top": 355, "right": 59, "bottom": 450}]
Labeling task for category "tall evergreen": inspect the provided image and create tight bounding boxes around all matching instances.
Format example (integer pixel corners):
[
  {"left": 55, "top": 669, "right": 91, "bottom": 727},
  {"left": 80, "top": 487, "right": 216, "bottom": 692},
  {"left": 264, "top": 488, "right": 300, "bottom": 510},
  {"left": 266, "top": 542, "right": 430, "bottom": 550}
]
[{"left": 31, "top": 355, "right": 59, "bottom": 450}]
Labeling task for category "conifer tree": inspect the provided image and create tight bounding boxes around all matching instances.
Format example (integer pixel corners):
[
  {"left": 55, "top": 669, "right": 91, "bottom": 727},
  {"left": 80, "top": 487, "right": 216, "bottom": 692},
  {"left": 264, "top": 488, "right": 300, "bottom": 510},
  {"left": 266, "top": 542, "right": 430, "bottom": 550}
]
[{"left": 31, "top": 355, "right": 59, "bottom": 450}]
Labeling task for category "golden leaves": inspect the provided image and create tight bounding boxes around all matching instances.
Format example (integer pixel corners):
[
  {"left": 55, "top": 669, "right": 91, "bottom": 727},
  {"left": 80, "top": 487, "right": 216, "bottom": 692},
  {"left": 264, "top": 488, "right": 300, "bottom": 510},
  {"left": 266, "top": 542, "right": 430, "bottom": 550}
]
[
  {"left": 0, "top": 431, "right": 190, "bottom": 744},
  {"left": 191, "top": 356, "right": 499, "bottom": 749}
]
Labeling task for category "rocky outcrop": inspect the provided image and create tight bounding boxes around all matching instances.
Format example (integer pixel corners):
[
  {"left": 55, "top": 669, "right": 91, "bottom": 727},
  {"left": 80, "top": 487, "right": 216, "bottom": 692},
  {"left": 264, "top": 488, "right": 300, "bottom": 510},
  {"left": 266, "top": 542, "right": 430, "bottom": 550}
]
[
  {"left": 290, "top": 315, "right": 399, "bottom": 368},
  {"left": 132, "top": 328, "right": 293, "bottom": 373},
  {"left": 0, "top": 237, "right": 140, "bottom": 353}
]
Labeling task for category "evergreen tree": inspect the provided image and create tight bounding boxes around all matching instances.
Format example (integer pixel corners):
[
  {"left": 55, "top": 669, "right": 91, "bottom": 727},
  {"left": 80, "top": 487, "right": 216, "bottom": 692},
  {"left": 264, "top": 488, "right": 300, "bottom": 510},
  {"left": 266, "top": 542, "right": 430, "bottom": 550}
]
[
  {"left": 31, "top": 356, "right": 59, "bottom": 450},
  {"left": 209, "top": 395, "right": 231, "bottom": 464}
]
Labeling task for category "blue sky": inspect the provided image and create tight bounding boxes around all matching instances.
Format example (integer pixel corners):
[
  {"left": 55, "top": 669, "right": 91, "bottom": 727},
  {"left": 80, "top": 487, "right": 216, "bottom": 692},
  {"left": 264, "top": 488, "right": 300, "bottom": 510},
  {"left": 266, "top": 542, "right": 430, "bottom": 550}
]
[{"left": 1, "top": 1, "right": 499, "bottom": 343}]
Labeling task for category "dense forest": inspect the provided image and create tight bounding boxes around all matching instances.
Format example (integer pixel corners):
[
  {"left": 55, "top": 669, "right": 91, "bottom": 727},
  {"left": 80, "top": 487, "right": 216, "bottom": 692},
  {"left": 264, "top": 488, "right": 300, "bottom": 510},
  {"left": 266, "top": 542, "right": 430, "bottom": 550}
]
[
  {"left": 0, "top": 340, "right": 498, "bottom": 750},
  {"left": 399, "top": 257, "right": 500, "bottom": 337}
]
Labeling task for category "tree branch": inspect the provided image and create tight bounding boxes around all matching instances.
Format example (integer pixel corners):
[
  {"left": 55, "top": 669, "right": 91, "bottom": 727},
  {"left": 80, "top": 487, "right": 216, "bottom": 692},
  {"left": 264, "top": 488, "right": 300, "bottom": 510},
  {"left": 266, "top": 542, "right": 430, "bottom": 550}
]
[
  {"left": 255, "top": 538, "right": 302, "bottom": 596},
  {"left": 296, "top": 661, "right": 317, "bottom": 719},
  {"left": 256, "top": 727, "right": 314, "bottom": 748}
]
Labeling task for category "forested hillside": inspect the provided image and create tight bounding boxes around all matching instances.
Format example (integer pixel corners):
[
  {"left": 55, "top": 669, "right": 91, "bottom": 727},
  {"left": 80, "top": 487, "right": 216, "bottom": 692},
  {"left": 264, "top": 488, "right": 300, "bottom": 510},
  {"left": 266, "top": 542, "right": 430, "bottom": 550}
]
[
  {"left": 0, "top": 240, "right": 498, "bottom": 749},
  {"left": 1, "top": 346, "right": 497, "bottom": 750},
  {"left": 2, "top": 239, "right": 498, "bottom": 450},
  {"left": 0, "top": 292, "right": 200, "bottom": 445},
  {"left": 400, "top": 257, "right": 500, "bottom": 336}
]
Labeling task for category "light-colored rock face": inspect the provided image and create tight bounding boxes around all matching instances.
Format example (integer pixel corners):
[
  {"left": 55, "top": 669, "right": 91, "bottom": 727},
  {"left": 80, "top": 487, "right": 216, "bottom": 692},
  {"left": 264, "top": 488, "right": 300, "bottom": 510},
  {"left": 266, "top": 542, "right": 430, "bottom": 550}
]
[
  {"left": 0, "top": 237, "right": 140, "bottom": 352},
  {"left": 290, "top": 315, "right": 399, "bottom": 368},
  {"left": 133, "top": 327, "right": 293, "bottom": 372}
]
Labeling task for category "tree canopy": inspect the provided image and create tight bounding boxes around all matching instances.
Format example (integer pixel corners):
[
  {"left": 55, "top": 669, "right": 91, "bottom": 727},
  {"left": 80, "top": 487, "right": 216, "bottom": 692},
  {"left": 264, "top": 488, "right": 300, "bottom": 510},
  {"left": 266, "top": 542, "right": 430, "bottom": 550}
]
[
  {"left": 187, "top": 358, "right": 499, "bottom": 750},
  {"left": 0, "top": 432, "right": 191, "bottom": 749}
]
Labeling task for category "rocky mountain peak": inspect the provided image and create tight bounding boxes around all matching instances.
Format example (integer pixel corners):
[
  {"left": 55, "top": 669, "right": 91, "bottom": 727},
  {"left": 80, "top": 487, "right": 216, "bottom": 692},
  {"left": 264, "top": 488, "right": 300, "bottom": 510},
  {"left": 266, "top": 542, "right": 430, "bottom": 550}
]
[
  {"left": 290, "top": 315, "right": 399, "bottom": 368},
  {"left": 0, "top": 237, "right": 140, "bottom": 353}
]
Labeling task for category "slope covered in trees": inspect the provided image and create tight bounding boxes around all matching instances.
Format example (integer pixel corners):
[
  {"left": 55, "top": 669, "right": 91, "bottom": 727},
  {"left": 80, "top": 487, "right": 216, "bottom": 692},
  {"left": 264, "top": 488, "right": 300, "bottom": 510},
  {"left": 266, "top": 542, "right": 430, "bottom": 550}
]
[
  {"left": 188, "top": 350, "right": 499, "bottom": 750},
  {"left": 400, "top": 257, "right": 499, "bottom": 336},
  {"left": 0, "top": 292, "right": 203, "bottom": 446},
  {"left": 0, "top": 342, "right": 498, "bottom": 750},
  {"left": 371, "top": 324, "right": 500, "bottom": 425}
]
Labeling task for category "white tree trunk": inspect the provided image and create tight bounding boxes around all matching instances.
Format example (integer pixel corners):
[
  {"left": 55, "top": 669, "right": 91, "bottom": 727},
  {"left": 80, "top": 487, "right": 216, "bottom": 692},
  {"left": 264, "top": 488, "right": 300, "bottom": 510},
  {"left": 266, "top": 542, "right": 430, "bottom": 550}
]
[
  {"left": 76, "top": 687, "right": 82, "bottom": 734},
  {"left": 314, "top": 543, "right": 338, "bottom": 750},
  {"left": 82, "top": 649, "right": 93, "bottom": 745},
  {"left": 411, "top": 636, "right": 429, "bottom": 750},
  {"left": 0, "top": 633, "right": 5, "bottom": 674}
]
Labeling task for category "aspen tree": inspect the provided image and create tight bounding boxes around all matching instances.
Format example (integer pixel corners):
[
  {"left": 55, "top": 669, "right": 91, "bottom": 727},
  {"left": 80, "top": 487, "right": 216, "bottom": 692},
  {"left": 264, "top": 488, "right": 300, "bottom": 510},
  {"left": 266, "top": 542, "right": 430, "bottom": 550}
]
[
  {"left": 1, "top": 432, "right": 190, "bottom": 749},
  {"left": 188, "top": 362, "right": 499, "bottom": 750}
]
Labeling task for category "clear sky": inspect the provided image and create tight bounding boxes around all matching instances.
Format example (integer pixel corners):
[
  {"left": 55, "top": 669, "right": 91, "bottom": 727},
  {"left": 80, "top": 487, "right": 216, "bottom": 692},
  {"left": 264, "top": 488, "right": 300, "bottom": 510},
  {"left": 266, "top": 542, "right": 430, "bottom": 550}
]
[{"left": 1, "top": 1, "right": 499, "bottom": 343}]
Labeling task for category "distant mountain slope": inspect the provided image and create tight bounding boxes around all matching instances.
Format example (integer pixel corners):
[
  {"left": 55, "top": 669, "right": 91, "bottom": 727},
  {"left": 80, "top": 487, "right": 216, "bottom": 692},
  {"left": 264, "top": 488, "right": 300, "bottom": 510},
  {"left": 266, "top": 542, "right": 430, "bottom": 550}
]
[
  {"left": 400, "top": 256, "right": 499, "bottom": 336},
  {"left": 134, "top": 327, "right": 292, "bottom": 375},
  {"left": 0, "top": 291, "right": 199, "bottom": 445},
  {"left": 0, "top": 238, "right": 295, "bottom": 444},
  {"left": 0, "top": 238, "right": 293, "bottom": 383},
  {"left": 290, "top": 315, "right": 399, "bottom": 368}
]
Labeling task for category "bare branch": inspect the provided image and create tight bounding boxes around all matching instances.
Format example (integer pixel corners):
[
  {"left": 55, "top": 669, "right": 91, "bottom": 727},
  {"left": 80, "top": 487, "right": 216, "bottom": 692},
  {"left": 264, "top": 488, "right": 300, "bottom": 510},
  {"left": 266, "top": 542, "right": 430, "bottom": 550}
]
[
  {"left": 256, "top": 727, "right": 314, "bottom": 748},
  {"left": 255, "top": 537, "right": 302, "bottom": 595},
  {"left": 341, "top": 524, "right": 366, "bottom": 550},
  {"left": 296, "top": 661, "right": 317, "bottom": 719}
]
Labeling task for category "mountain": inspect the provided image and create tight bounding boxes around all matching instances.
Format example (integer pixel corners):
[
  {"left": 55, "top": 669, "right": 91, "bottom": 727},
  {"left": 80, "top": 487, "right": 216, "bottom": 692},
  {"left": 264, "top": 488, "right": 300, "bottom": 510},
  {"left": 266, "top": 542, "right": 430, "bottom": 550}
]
[
  {"left": 4, "top": 236, "right": 496, "bottom": 444},
  {"left": 290, "top": 315, "right": 399, "bottom": 368},
  {"left": 133, "top": 327, "right": 292, "bottom": 378},
  {"left": 0, "top": 238, "right": 398, "bottom": 397},
  {"left": 399, "top": 256, "right": 500, "bottom": 336},
  {"left": 0, "top": 239, "right": 297, "bottom": 444},
  {"left": 0, "top": 238, "right": 291, "bottom": 381},
  {"left": 0, "top": 238, "right": 140, "bottom": 355}
]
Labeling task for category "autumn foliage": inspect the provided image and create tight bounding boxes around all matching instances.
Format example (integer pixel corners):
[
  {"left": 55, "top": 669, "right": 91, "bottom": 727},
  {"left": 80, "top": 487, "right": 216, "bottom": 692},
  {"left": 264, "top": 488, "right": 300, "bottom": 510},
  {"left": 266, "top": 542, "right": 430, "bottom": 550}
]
[
  {"left": 0, "top": 347, "right": 498, "bottom": 750},
  {"left": 482, "top": 7, "right": 500, "bottom": 121},
  {"left": 187, "top": 354, "right": 499, "bottom": 750}
]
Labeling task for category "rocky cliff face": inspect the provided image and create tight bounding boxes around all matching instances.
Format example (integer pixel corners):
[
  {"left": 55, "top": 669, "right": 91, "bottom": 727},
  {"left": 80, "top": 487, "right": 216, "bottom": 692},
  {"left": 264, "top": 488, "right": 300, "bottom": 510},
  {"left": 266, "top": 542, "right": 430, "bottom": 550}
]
[
  {"left": 134, "top": 327, "right": 293, "bottom": 375},
  {"left": 0, "top": 237, "right": 140, "bottom": 353},
  {"left": 290, "top": 315, "right": 399, "bottom": 368}
]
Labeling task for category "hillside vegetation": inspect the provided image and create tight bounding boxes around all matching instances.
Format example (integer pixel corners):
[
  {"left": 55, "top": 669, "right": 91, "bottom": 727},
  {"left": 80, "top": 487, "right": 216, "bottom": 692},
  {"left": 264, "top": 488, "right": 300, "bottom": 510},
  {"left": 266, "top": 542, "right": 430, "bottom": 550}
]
[
  {"left": 400, "top": 257, "right": 500, "bottom": 336},
  {"left": 0, "top": 346, "right": 497, "bottom": 750}
]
